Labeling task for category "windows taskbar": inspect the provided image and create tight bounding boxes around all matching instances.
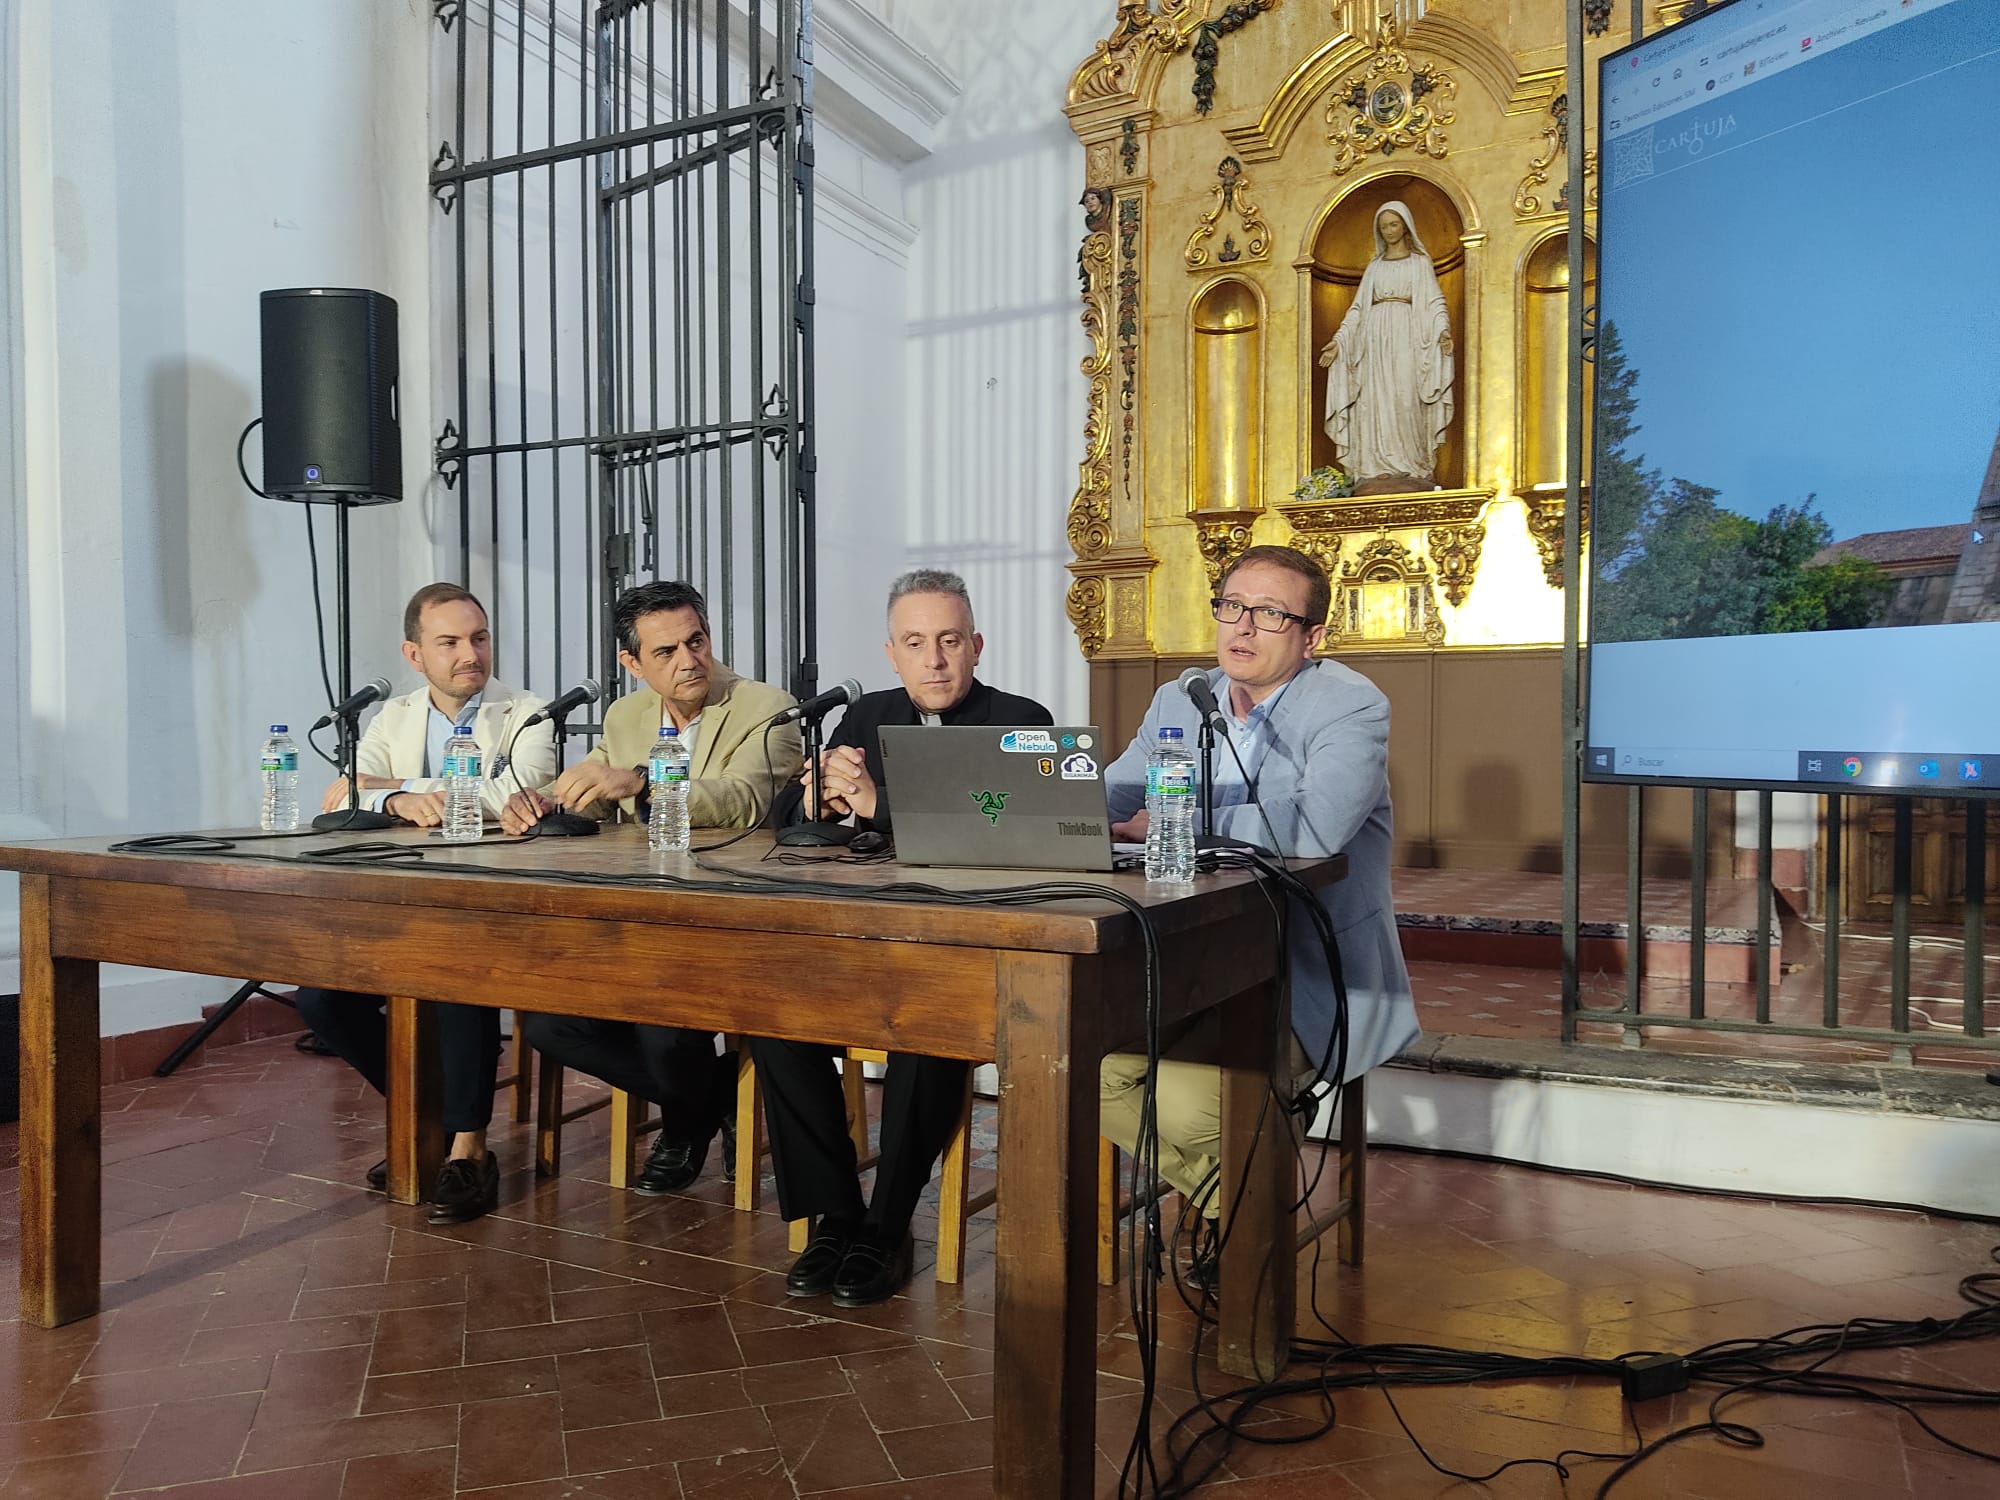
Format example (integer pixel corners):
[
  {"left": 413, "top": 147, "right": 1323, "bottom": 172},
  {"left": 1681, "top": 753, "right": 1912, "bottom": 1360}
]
[{"left": 1585, "top": 747, "right": 1998, "bottom": 793}]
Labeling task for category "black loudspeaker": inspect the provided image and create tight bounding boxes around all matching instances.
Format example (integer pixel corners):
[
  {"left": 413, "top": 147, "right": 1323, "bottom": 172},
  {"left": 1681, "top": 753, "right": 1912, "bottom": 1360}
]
[{"left": 259, "top": 287, "right": 401, "bottom": 504}]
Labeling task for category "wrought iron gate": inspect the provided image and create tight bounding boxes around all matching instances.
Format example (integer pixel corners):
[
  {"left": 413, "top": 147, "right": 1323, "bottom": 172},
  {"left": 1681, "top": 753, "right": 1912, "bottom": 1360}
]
[{"left": 429, "top": 0, "right": 818, "bottom": 732}]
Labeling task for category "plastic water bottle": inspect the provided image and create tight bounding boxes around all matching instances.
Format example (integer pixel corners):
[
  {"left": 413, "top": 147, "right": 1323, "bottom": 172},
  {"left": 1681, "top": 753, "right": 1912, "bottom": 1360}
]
[
  {"left": 259, "top": 724, "right": 299, "bottom": 831},
  {"left": 1144, "top": 726, "right": 1197, "bottom": 883},
  {"left": 649, "top": 726, "right": 691, "bottom": 852},
  {"left": 441, "top": 722, "right": 483, "bottom": 842}
]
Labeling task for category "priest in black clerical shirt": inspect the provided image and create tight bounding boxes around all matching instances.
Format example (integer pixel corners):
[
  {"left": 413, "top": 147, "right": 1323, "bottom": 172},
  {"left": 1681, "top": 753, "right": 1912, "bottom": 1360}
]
[{"left": 756, "top": 569, "right": 1053, "bottom": 1306}]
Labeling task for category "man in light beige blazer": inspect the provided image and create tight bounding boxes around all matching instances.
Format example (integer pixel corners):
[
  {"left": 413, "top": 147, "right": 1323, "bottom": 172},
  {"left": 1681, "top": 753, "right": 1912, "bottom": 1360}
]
[
  {"left": 504, "top": 579, "right": 803, "bottom": 1194},
  {"left": 322, "top": 590, "right": 558, "bottom": 824},
  {"left": 302, "top": 582, "right": 557, "bottom": 1224}
]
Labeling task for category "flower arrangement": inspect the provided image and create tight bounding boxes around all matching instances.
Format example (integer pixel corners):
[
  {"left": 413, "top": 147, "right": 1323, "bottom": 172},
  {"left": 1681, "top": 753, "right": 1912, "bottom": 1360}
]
[{"left": 1290, "top": 465, "right": 1354, "bottom": 502}]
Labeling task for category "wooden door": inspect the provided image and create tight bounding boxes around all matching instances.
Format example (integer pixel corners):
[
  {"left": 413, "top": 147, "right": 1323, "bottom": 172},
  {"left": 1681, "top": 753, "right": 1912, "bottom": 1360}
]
[{"left": 1839, "top": 796, "right": 1998, "bottom": 925}]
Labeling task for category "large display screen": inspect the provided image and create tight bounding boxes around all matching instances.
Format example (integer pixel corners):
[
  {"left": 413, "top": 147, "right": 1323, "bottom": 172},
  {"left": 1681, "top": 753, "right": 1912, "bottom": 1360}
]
[{"left": 1585, "top": 0, "right": 2000, "bottom": 796}]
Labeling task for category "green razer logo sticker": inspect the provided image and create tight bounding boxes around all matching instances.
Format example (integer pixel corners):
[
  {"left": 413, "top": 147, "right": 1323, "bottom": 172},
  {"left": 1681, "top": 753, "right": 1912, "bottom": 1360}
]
[{"left": 970, "top": 789, "right": 1010, "bottom": 825}]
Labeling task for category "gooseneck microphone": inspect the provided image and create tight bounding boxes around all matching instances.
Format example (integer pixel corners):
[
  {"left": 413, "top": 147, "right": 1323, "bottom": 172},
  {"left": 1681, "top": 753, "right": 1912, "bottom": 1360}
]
[
  {"left": 774, "top": 678, "right": 863, "bottom": 726},
  {"left": 311, "top": 676, "right": 393, "bottom": 732},
  {"left": 522, "top": 676, "right": 600, "bottom": 728},
  {"left": 1178, "top": 666, "right": 1223, "bottom": 726}
]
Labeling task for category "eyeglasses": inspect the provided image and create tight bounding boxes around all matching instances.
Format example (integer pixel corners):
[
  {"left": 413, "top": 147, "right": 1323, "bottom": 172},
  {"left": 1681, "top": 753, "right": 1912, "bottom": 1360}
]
[{"left": 1211, "top": 597, "right": 1313, "bottom": 633}]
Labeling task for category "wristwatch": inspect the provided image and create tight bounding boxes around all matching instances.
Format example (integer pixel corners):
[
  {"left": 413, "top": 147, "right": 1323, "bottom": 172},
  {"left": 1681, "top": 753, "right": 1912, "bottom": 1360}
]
[{"left": 632, "top": 763, "right": 651, "bottom": 823}]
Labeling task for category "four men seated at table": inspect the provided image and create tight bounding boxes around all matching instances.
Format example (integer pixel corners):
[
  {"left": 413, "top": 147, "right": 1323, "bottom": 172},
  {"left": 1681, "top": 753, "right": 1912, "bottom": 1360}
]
[{"left": 312, "top": 551, "right": 1409, "bottom": 1296}]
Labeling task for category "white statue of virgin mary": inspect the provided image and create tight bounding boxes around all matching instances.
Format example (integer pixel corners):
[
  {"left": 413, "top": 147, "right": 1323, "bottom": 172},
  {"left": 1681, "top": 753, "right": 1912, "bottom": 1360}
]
[{"left": 1318, "top": 200, "right": 1455, "bottom": 486}]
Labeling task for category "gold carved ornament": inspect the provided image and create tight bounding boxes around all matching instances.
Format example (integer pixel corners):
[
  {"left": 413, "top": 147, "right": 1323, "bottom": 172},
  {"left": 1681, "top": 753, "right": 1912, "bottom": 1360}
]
[
  {"left": 1065, "top": 576, "right": 1110, "bottom": 658},
  {"left": 1067, "top": 223, "right": 1115, "bottom": 561},
  {"left": 1514, "top": 92, "right": 1599, "bottom": 221},
  {"left": 1071, "top": 0, "right": 1199, "bottom": 105},
  {"left": 1323, "top": 21, "right": 1457, "bottom": 177},
  {"left": 1425, "top": 523, "right": 1484, "bottom": 608},
  {"left": 1193, "top": 515, "right": 1257, "bottom": 592},
  {"left": 1332, "top": 533, "right": 1447, "bottom": 647},
  {"left": 1281, "top": 510, "right": 1344, "bottom": 585},
  {"left": 1184, "top": 155, "right": 1270, "bottom": 270},
  {"left": 1522, "top": 493, "right": 1590, "bottom": 589}
]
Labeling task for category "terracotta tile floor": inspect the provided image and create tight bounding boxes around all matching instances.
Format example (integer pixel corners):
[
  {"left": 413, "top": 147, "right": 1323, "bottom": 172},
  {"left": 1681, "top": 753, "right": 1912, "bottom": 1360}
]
[{"left": 4, "top": 1034, "right": 1999, "bottom": 1497}]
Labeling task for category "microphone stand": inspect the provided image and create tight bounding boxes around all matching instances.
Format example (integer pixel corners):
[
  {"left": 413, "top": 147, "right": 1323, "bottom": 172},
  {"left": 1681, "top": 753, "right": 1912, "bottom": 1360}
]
[
  {"left": 1192, "top": 701, "right": 1261, "bottom": 855},
  {"left": 311, "top": 698, "right": 394, "bottom": 832},
  {"left": 531, "top": 703, "right": 600, "bottom": 837},
  {"left": 775, "top": 712, "right": 855, "bottom": 848}
]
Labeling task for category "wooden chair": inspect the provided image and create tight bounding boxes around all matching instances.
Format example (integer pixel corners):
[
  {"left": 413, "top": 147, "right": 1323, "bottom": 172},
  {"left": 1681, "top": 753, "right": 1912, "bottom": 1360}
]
[
  {"left": 534, "top": 1039, "right": 993, "bottom": 1287},
  {"left": 755, "top": 1047, "right": 994, "bottom": 1286},
  {"left": 537, "top": 1039, "right": 762, "bottom": 1193},
  {"left": 501, "top": 1016, "right": 532, "bottom": 1123},
  {"left": 1096, "top": 1075, "right": 1367, "bottom": 1286}
]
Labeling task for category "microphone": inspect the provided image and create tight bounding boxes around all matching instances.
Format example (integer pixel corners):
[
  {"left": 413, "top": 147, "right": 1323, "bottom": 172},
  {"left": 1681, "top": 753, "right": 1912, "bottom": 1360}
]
[
  {"left": 311, "top": 676, "right": 393, "bottom": 732},
  {"left": 1178, "top": 666, "right": 1223, "bottom": 725},
  {"left": 521, "top": 677, "right": 600, "bottom": 728},
  {"left": 774, "top": 678, "right": 863, "bottom": 726}
]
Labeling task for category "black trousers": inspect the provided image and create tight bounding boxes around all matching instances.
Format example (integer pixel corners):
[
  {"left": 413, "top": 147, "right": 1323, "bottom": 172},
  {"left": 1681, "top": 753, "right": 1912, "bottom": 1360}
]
[
  {"left": 751, "top": 1038, "right": 968, "bottom": 1238},
  {"left": 293, "top": 989, "right": 501, "bottom": 1136},
  {"left": 519, "top": 1014, "right": 732, "bottom": 1146}
]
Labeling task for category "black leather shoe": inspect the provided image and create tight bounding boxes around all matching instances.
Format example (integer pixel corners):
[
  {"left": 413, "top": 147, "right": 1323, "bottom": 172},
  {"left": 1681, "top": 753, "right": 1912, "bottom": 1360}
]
[
  {"left": 786, "top": 1219, "right": 856, "bottom": 1298},
  {"left": 719, "top": 1114, "right": 739, "bottom": 1186},
  {"left": 365, "top": 1159, "right": 388, "bottom": 1193},
  {"left": 634, "top": 1134, "right": 709, "bottom": 1196},
  {"left": 832, "top": 1229, "right": 914, "bottom": 1308},
  {"left": 426, "top": 1151, "right": 499, "bottom": 1224},
  {"left": 1183, "top": 1222, "right": 1220, "bottom": 1296}
]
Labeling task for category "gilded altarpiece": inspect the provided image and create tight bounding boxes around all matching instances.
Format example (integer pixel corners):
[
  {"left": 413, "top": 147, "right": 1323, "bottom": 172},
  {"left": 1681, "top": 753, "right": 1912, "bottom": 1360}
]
[{"left": 1063, "top": 1, "right": 1623, "bottom": 663}]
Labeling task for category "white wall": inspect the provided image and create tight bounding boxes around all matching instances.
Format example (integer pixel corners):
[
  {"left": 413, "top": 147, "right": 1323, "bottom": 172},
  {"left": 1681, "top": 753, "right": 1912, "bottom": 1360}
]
[
  {"left": 872, "top": 1, "right": 1107, "bottom": 722},
  {"left": 3, "top": 0, "right": 435, "bottom": 1032}
]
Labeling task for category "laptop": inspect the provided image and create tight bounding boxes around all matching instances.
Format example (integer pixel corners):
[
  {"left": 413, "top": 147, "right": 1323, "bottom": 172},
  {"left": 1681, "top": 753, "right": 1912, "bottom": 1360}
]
[{"left": 876, "top": 725, "right": 1117, "bottom": 872}]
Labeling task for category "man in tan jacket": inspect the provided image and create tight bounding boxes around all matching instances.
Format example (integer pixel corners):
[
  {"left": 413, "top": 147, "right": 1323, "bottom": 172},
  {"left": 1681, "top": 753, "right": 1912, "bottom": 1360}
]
[{"left": 504, "top": 579, "right": 802, "bottom": 1192}]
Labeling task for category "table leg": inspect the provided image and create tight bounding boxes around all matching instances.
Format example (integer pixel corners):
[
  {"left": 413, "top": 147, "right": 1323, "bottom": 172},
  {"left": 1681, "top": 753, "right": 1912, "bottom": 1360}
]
[
  {"left": 17, "top": 875, "right": 101, "bottom": 1328},
  {"left": 1218, "top": 977, "right": 1298, "bottom": 1382},
  {"left": 992, "top": 951, "right": 1100, "bottom": 1500},
  {"left": 386, "top": 996, "right": 446, "bottom": 1205}
]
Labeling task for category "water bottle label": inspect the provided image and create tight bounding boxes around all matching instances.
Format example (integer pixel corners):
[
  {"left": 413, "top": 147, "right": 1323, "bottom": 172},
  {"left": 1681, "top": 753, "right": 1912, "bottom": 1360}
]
[
  {"left": 260, "top": 752, "right": 298, "bottom": 772},
  {"left": 1146, "top": 766, "right": 1195, "bottom": 796},
  {"left": 650, "top": 759, "right": 689, "bottom": 785},
  {"left": 443, "top": 753, "right": 482, "bottom": 779}
]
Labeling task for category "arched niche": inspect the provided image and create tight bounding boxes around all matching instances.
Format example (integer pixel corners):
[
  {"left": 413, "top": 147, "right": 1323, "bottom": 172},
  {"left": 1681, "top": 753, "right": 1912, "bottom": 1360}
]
[
  {"left": 1518, "top": 230, "right": 1598, "bottom": 494},
  {"left": 1188, "top": 277, "right": 1264, "bottom": 515},
  {"left": 1307, "top": 174, "right": 1467, "bottom": 490}
]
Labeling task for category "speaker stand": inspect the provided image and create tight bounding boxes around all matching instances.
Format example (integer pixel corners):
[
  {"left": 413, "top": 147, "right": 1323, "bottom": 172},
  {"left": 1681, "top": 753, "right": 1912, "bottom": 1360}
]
[{"left": 309, "top": 499, "right": 394, "bottom": 833}]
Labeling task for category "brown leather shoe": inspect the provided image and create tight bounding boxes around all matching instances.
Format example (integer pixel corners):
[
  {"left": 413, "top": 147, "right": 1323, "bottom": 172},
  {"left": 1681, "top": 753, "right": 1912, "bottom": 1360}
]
[{"left": 426, "top": 1151, "right": 499, "bottom": 1224}]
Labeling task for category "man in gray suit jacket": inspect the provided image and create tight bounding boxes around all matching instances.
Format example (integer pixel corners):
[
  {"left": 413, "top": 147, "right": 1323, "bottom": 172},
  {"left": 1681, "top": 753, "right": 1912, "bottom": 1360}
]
[{"left": 1100, "top": 544, "right": 1418, "bottom": 1247}]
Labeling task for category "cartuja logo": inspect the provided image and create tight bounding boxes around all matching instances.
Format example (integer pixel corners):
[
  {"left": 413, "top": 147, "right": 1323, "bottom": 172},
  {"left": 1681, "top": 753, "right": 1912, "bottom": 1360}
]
[{"left": 970, "top": 789, "right": 1010, "bottom": 825}]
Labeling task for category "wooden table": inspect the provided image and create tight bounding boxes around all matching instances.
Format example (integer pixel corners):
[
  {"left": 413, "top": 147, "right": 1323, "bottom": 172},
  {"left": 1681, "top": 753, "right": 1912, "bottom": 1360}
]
[{"left": 2, "top": 827, "right": 1336, "bottom": 1497}]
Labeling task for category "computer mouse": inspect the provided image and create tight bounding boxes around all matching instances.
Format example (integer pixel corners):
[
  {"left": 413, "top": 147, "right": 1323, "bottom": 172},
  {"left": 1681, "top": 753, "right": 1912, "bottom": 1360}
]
[{"left": 849, "top": 830, "right": 890, "bottom": 856}]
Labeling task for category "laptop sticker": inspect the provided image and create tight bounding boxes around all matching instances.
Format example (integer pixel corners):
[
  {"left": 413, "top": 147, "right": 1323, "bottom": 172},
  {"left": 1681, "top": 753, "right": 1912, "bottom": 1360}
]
[
  {"left": 999, "top": 730, "right": 1058, "bottom": 753},
  {"left": 970, "top": 789, "right": 1010, "bottom": 824},
  {"left": 1060, "top": 753, "right": 1098, "bottom": 781}
]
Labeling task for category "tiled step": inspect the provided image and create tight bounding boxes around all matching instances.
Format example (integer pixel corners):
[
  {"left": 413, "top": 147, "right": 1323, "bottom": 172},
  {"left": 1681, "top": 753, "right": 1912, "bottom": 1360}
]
[{"left": 1394, "top": 867, "right": 1781, "bottom": 980}]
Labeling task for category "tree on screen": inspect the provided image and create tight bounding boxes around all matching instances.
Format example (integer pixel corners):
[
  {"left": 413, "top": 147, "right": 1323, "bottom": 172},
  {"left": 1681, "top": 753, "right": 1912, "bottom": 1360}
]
[{"left": 1589, "top": 323, "right": 1892, "bottom": 641}]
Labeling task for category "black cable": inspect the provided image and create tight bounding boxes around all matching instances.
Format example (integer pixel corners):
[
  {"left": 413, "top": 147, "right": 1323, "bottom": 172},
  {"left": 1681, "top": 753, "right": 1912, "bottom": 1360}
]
[
  {"left": 692, "top": 716, "right": 786, "bottom": 854},
  {"left": 234, "top": 418, "right": 270, "bottom": 500}
]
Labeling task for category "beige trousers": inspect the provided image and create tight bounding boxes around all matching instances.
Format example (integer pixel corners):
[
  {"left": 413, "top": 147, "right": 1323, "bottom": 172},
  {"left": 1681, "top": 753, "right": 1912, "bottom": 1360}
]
[{"left": 1098, "top": 1014, "right": 1315, "bottom": 1216}]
